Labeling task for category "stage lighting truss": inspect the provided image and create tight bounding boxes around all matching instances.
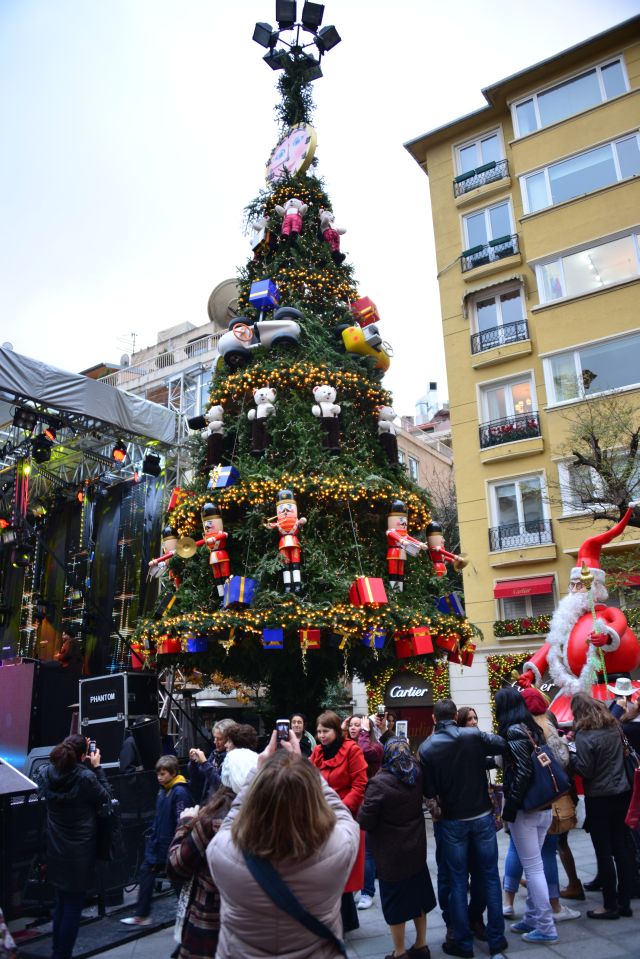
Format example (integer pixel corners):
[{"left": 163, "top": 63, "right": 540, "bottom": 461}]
[
  {"left": 142, "top": 452, "right": 162, "bottom": 477},
  {"left": 253, "top": 1, "right": 340, "bottom": 75}
]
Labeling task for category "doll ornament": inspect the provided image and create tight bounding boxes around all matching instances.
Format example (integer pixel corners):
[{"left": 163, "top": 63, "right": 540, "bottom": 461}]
[
  {"left": 201, "top": 503, "right": 231, "bottom": 604},
  {"left": 426, "top": 522, "right": 467, "bottom": 578},
  {"left": 264, "top": 489, "right": 307, "bottom": 594},
  {"left": 319, "top": 208, "right": 346, "bottom": 264},
  {"left": 274, "top": 197, "right": 308, "bottom": 245},
  {"left": 377, "top": 405, "right": 399, "bottom": 465},
  {"left": 311, "top": 384, "right": 341, "bottom": 454},
  {"left": 386, "top": 500, "right": 429, "bottom": 592},
  {"left": 247, "top": 387, "right": 276, "bottom": 457},
  {"left": 204, "top": 405, "right": 224, "bottom": 468}
]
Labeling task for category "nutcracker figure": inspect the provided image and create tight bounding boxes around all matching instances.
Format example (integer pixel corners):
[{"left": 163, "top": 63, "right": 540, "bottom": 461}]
[
  {"left": 518, "top": 504, "right": 640, "bottom": 723},
  {"left": 264, "top": 489, "right": 307, "bottom": 594},
  {"left": 201, "top": 502, "right": 230, "bottom": 603},
  {"left": 426, "top": 521, "right": 466, "bottom": 578},
  {"left": 386, "top": 500, "right": 428, "bottom": 592},
  {"left": 148, "top": 524, "right": 179, "bottom": 579}
]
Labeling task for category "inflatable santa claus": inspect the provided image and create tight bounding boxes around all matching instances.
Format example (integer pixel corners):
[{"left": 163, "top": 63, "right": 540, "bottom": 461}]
[{"left": 519, "top": 504, "right": 640, "bottom": 723}]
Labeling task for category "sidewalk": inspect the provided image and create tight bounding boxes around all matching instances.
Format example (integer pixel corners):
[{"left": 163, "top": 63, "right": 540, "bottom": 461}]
[{"left": 88, "top": 818, "right": 635, "bottom": 959}]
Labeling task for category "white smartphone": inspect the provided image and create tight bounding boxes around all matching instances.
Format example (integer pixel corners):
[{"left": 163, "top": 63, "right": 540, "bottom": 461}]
[{"left": 395, "top": 720, "right": 408, "bottom": 740}]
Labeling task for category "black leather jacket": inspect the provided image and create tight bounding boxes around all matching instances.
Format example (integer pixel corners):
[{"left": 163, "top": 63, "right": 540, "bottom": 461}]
[
  {"left": 418, "top": 720, "right": 506, "bottom": 820},
  {"left": 502, "top": 721, "right": 543, "bottom": 822}
]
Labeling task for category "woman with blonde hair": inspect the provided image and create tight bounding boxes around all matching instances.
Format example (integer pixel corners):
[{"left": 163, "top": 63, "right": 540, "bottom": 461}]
[
  {"left": 207, "top": 733, "right": 359, "bottom": 958},
  {"left": 188, "top": 718, "right": 236, "bottom": 802}
]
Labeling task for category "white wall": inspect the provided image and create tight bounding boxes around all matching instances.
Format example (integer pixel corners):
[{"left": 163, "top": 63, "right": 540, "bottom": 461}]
[{"left": 449, "top": 654, "right": 493, "bottom": 730}]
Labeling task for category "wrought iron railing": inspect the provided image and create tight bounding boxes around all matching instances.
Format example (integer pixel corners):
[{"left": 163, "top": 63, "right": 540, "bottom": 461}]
[
  {"left": 479, "top": 412, "right": 541, "bottom": 449},
  {"left": 489, "top": 519, "right": 553, "bottom": 552},
  {"left": 461, "top": 234, "right": 520, "bottom": 273},
  {"left": 453, "top": 159, "right": 509, "bottom": 197},
  {"left": 471, "top": 319, "right": 529, "bottom": 355}
]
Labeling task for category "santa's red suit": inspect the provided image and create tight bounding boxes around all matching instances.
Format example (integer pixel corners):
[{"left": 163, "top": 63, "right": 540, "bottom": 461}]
[{"left": 520, "top": 506, "right": 640, "bottom": 722}]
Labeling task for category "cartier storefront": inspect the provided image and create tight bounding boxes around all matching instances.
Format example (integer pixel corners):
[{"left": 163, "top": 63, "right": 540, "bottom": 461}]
[{"left": 383, "top": 670, "right": 434, "bottom": 749}]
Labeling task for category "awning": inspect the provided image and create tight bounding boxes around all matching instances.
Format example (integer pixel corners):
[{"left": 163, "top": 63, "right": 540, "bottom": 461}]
[
  {"left": 494, "top": 575, "right": 554, "bottom": 599},
  {"left": 461, "top": 274, "right": 526, "bottom": 318}
]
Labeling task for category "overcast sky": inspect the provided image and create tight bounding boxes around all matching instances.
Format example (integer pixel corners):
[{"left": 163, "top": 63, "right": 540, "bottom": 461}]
[{"left": 0, "top": 0, "right": 637, "bottom": 416}]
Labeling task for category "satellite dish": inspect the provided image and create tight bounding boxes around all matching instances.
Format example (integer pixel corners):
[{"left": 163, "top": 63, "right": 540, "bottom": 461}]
[
  {"left": 120, "top": 354, "right": 130, "bottom": 368},
  {"left": 2, "top": 342, "right": 13, "bottom": 350},
  {"left": 207, "top": 278, "right": 240, "bottom": 330}
]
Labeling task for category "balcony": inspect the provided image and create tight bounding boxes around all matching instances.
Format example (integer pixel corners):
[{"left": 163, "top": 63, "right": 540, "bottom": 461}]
[
  {"left": 99, "top": 332, "right": 222, "bottom": 389},
  {"left": 489, "top": 519, "right": 553, "bottom": 552},
  {"left": 453, "top": 159, "right": 509, "bottom": 198},
  {"left": 471, "top": 320, "right": 529, "bottom": 355},
  {"left": 462, "top": 234, "right": 520, "bottom": 274},
  {"left": 479, "top": 412, "right": 541, "bottom": 450}
]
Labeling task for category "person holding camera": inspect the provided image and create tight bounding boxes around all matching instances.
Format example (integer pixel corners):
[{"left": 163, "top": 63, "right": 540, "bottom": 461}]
[
  {"left": 188, "top": 718, "right": 237, "bottom": 803},
  {"left": 36, "top": 734, "right": 110, "bottom": 959}
]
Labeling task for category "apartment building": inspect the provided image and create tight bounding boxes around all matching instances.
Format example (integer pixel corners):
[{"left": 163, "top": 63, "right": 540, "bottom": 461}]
[{"left": 405, "top": 17, "right": 640, "bottom": 707}]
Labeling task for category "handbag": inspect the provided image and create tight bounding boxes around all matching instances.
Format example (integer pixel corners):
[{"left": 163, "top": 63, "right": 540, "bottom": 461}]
[
  {"left": 617, "top": 724, "right": 640, "bottom": 787},
  {"left": 521, "top": 725, "right": 571, "bottom": 812},
  {"left": 174, "top": 877, "right": 194, "bottom": 945},
  {"left": 243, "top": 852, "right": 348, "bottom": 958},
  {"left": 548, "top": 792, "right": 577, "bottom": 835},
  {"left": 488, "top": 780, "right": 503, "bottom": 832}
]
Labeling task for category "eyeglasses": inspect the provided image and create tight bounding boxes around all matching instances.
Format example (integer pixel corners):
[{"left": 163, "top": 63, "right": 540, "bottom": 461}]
[{"left": 568, "top": 581, "right": 587, "bottom": 591}]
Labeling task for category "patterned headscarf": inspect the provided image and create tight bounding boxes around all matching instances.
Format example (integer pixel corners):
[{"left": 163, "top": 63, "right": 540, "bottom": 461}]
[{"left": 382, "top": 737, "right": 419, "bottom": 786}]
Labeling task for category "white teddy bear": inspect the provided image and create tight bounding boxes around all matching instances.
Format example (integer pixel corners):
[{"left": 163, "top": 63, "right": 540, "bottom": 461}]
[
  {"left": 204, "top": 405, "right": 224, "bottom": 435},
  {"left": 248, "top": 387, "right": 276, "bottom": 457},
  {"left": 312, "top": 385, "right": 341, "bottom": 454},
  {"left": 377, "top": 405, "right": 397, "bottom": 435},
  {"left": 203, "top": 405, "right": 224, "bottom": 468}
]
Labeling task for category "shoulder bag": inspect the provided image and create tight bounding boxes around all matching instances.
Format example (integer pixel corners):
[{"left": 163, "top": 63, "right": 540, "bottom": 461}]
[
  {"left": 521, "top": 725, "right": 571, "bottom": 812},
  {"left": 243, "top": 852, "right": 348, "bottom": 957},
  {"left": 617, "top": 724, "right": 640, "bottom": 787}
]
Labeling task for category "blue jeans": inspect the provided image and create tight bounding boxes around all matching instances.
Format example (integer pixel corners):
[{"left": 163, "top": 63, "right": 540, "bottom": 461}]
[
  {"left": 52, "top": 889, "right": 85, "bottom": 959},
  {"left": 436, "top": 814, "right": 504, "bottom": 954},
  {"left": 504, "top": 832, "right": 559, "bottom": 899},
  {"left": 134, "top": 859, "right": 159, "bottom": 918},
  {"left": 362, "top": 832, "right": 376, "bottom": 898},
  {"left": 434, "top": 825, "right": 486, "bottom": 927}
]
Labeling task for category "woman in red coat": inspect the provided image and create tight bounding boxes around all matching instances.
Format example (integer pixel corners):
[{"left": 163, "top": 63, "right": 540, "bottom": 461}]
[{"left": 311, "top": 710, "right": 368, "bottom": 933}]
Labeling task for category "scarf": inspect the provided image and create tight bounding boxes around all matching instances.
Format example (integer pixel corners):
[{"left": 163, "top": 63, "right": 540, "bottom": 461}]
[
  {"left": 382, "top": 738, "right": 419, "bottom": 786},
  {"left": 163, "top": 773, "right": 187, "bottom": 791},
  {"left": 321, "top": 733, "right": 343, "bottom": 761}
]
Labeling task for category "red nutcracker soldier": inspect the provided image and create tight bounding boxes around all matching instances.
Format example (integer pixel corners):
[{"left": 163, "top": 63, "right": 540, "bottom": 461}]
[
  {"left": 386, "top": 500, "right": 429, "bottom": 592},
  {"left": 426, "top": 521, "right": 466, "bottom": 578},
  {"left": 518, "top": 504, "right": 640, "bottom": 723},
  {"left": 148, "top": 524, "right": 178, "bottom": 579},
  {"left": 201, "top": 502, "right": 230, "bottom": 604},
  {"left": 264, "top": 489, "right": 307, "bottom": 594}
]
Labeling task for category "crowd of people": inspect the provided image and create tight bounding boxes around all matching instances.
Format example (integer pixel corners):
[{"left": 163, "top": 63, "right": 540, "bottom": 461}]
[{"left": 36, "top": 695, "right": 639, "bottom": 959}]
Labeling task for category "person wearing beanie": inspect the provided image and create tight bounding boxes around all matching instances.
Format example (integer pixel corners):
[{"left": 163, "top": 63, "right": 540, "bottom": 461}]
[{"left": 221, "top": 749, "right": 258, "bottom": 795}]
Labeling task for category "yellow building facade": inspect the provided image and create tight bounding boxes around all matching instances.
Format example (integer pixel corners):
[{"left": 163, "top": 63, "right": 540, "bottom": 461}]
[{"left": 406, "top": 17, "right": 640, "bottom": 711}]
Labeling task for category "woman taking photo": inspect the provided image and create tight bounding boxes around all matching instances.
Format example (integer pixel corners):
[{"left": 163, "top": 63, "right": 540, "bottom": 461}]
[
  {"left": 569, "top": 691, "right": 634, "bottom": 920},
  {"left": 311, "top": 710, "right": 368, "bottom": 932},
  {"left": 358, "top": 739, "right": 435, "bottom": 959},
  {"left": 207, "top": 735, "right": 360, "bottom": 958},
  {"left": 290, "top": 712, "right": 316, "bottom": 758},
  {"left": 344, "top": 715, "right": 383, "bottom": 910},
  {"left": 37, "top": 735, "right": 110, "bottom": 959},
  {"left": 495, "top": 687, "right": 558, "bottom": 946},
  {"left": 188, "top": 718, "right": 236, "bottom": 802}
]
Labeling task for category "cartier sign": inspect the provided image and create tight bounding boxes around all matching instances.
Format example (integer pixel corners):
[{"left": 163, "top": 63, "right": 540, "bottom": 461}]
[{"left": 384, "top": 671, "right": 433, "bottom": 707}]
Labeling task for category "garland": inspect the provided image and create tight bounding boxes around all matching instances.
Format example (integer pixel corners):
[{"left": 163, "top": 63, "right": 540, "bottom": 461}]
[
  {"left": 366, "top": 661, "right": 450, "bottom": 712},
  {"left": 486, "top": 652, "right": 532, "bottom": 730},
  {"left": 493, "top": 616, "right": 550, "bottom": 637}
]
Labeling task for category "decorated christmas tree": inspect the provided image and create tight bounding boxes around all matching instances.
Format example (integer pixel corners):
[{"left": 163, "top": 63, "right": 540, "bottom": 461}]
[{"left": 134, "top": 6, "right": 475, "bottom": 717}]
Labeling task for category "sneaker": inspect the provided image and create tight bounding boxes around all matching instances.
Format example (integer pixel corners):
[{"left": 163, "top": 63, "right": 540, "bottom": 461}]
[
  {"left": 490, "top": 954, "right": 507, "bottom": 959},
  {"left": 502, "top": 904, "right": 515, "bottom": 917},
  {"left": 521, "top": 930, "right": 559, "bottom": 944},
  {"left": 554, "top": 906, "right": 580, "bottom": 922},
  {"left": 510, "top": 921, "right": 534, "bottom": 934},
  {"left": 120, "top": 917, "right": 152, "bottom": 926},
  {"left": 357, "top": 894, "right": 374, "bottom": 910}
]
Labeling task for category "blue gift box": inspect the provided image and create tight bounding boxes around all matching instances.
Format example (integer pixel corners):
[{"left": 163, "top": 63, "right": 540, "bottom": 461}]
[
  {"left": 223, "top": 575, "right": 258, "bottom": 608},
  {"left": 186, "top": 635, "right": 209, "bottom": 653},
  {"left": 436, "top": 592, "right": 466, "bottom": 617},
  {"left": 362, "top": 627, "right": 386, "bottom": 650},
  {"left": 249, "top": 279, "right": 280, "bottom": 312},
  {"left": 262, "top": 627, "right": 284, "bottom": 650},
  {"left": 208, "top": 465, "right": 240, "bottom": 489}
]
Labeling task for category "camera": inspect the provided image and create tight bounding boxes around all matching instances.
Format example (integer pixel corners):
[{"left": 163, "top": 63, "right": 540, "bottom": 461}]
[
  {"left": 89, "top": 740, "right": 97, "bottom": 755},
  {"left": 275, "top": 719, "right": 290, "bottom": 746},
  {"left": 377, "top": 704, "right": 385, "bottom": 715}
]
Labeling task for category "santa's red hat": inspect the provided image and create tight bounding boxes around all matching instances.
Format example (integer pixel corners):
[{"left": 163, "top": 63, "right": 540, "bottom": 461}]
[{"left": 570, "top": 505, "right": 636, "bottom": 582}]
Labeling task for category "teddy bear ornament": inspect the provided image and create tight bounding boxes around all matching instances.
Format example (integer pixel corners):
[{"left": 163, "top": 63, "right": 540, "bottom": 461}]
[
  {"left": 311, "top": 384, "right": 341, "bottom": 454},
  {"left": 247, "top": 387, "right": 276, "bottom": 457}
]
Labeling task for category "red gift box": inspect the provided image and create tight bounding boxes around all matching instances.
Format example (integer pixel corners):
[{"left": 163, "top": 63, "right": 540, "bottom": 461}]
[
  {"left": 350, "top": 296, "right": 380, "bottom": 327},
  {"left": 299, "top": 629, "right": 321, "bottom": 650},
  {"left": 394, "top": 627, "right": 434, "bottom": 659},
  {"left": 130, "top": 642, "right": 145, "bottom": 670},
  {"left": 157, "top": 637, "right": 181, "bottom": 654},
  {"left": 167, "top": 487, "right": 183, "bottom": 513},
  {"left": 460, "top": 643, "right": 476, "bottom": 667},
  {"left": 349, "top": 577, "right": 388, "bottom": 607},
  {"left": 435, "top": 633, "right": 460, "bottom": 653}
]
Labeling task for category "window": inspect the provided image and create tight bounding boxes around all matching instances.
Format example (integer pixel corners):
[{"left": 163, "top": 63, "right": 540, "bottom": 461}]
[
  {"left": 537, "top": 233, "right": 640, "bottom": 303},
  {"left": 557, "top": 460, "right": 600, "bottom": 514},
  {"left": 408, "top": 456, "right": 419, "bottom": 481},
  {"left": 481, "top": 375, "right": 535, "bottom": 422},
  {"left": 500, "top": 591, "right": 556, "bottom": 620},
  {"left": 522, "top": 135, "right": 640, "bottom": 213},
  {"left": 513, "top": 59, "right": 627, "bottom": 137},
  {"left": 397, "top": 450, "right": 406, "bottom": 465},
  {"left": 456, "top": 132, "right": 502, "bottom": 174},
  {"left": 489, "top": 474, "right": 550, "bottom": 549},
  {"left": 464, "top": 201, "right": 512, "bottom": 248},
  {"left": 544, "top": 331, "right": 640, "bottom": 404},
  {"left": 558, "top": 453, "right": 640, "bottom": 514},
  {"left": 472, "top": 286, "right": 527, "bottom": 352}
]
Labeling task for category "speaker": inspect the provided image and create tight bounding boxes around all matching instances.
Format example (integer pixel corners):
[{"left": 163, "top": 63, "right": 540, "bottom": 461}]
[
  {"left": 130, "top": 716, "right": 162, "bottom": 771},
  {"left": 24, "top": 747, "right": 56, "bottom": 780}
]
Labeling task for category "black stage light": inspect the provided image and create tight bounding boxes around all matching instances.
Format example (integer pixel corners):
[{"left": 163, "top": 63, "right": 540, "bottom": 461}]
[
  {"left": 276, "top": 0, "right": 296, "bottom": 31},
  {"left": 264, "top": 48, "right": 288, "bottom": 70},
  {"left": 112, "top": 440, "right": 127, "bottom": 464},
  {"left": 32, "top": 434, "right": 53, "bottom": 464},
  {"left": 253, "top": 21, "right": 277, "bottom": 47},
  {"left": 301, "top": 1, "right": 324, "bottom": 31},
  {"left": 43, "top": 417, "right": 63, "bottom": 442},
  {"left": 13, "top": 407, "right": 37, "bottom": 432},
  {"left": 187, "top": 415, "right": 207, "bottom": 430},
  {"left": 11, "top": 543, "right": 34, "bottom": 568},
  {"left": 142, "top": 453, "right": 162, "bottom": 477},
  {"left": 301, "top": 54, "right": 323, "bottom": 81},
  {"left": 316, "top": 24, "right": 341, "bottom": 52}
]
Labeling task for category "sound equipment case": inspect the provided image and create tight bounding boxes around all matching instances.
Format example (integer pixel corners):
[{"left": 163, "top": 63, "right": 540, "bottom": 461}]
[{"left": 79, "top": 673, "right": 158, "bottom": 768}]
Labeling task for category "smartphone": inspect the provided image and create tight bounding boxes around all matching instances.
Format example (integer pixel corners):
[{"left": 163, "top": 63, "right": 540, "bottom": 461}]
[
  {"left": 376, "top": 704, "right": 385, "bottom": 715},
  {"left": 89, "top": 740, "right": 97, "bottom": 755},
  {"left": 276, "top": 719, "right": 290, "bottom": 746},
  {"left": 395, "top": 720, "right": 408, "bottom": 740}
]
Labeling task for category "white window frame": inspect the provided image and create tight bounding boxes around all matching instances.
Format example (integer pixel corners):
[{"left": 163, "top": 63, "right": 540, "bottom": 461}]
[
  {"left": 488, "top": 472, "right": 550, "bottom": 550},
  {"left": 408, "top": 456, "right": 419, "bottom": 481},
  {"left": 471, "top": 282, "right": 527, "bottom": 341},
  {"left": 543, "top": 330, "right": 640, "bottom": 407},
  {"left": 463, "top": 199, "right": 515, "bottom": 250},
  {"left": 479, "top": 371, "right": 537, "bottom": 423},
  {"left": 397, "top": 450, "right": 406, "bottom": 465},
  {"left": 520, "top": 133, "right": 640, "bottom": 214},
  {"left": 497, "top": 583, "right": 557, "bottom": 620},
  {"left": 454, "top": 129, "right": 504, "bottom": 175},
  {"left": 534, "top": 230, "right": 640, "bottom": 303},
  {"left": 558, "top": 450, "right": 640, "bottom": 516},
  {"left": 512, "top": 57, "right": 629, "bottom": 138}
]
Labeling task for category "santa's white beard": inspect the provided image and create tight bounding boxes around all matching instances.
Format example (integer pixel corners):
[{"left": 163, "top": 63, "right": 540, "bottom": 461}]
[{"left": 546, "top": 592, "right": 596, "bottom": 695}]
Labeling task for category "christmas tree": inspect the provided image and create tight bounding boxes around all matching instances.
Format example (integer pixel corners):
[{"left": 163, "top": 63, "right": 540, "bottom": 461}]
[{"left": 134, "top": 8, "right": 475, "bottom": 717}]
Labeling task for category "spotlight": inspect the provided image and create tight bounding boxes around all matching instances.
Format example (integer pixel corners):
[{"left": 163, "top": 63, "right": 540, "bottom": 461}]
[
  {"left": 263, "top": 48, "right": 288, "bottom": 70},
  {"left": 112, "top": 440, "right": 127, "bottom": 463},
  {"left": 301, "top": 1, "right": 324, "bottom": 31},
  {"left": 301, "top": 54, "right": 323, "bottom": 81},
  {"left": 43, "top": 417, "right": 63, "bottom": 442},
  {"left": 32, "top": 433, "right": 53, "bottom": 464},
  {"left": 187, "top": 415, "right": 207, "bottom": 431},
  {"left": 76, "top": 489, "right": 84, "bottom": 504},
  {"left": 1, "top": 526, "right": 18, "bottom": 545},
  {"left": 253, "top": 21, "right": 277, "bottom": 48},
  {"left": 316, "top": 24, "right": 341, "bottom": 52},
  {"left": 142, "top": 453, "right": 162, "bottom": 477},
  {"left": 11, "top": 543, "right": 34, "bottom": 568},
  {"left": 13, "top": 407, "right": 37, "bottom": 432},
  {"left": 276, "top": 0, "right": 296, "bottom": 30}
]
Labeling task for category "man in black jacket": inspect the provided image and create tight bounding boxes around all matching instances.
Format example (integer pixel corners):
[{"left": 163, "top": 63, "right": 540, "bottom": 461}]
[{"left": 419, "top": 699, "right": 506, "bottom": 959}]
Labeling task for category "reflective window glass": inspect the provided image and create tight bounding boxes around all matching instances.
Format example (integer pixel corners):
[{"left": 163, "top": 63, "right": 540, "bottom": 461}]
[
  {"left": 550, "top": 353, "right": 579, "bottom": 402},
  {"left": 616, "top": 136, "right": 640, "bottom": 179},
  {"left": 476, "top": 297, "right": 498, "bottom": 332},
  {"left": 500, "top": 289, "right": 524, "bottom": 325},
  {"left": 549, "top": 144, "right": 616, "bottom": 205},
  {"left": 525, "top": 171, "right": 549, "bottom": 212},
  {"left": 602, "top": 60, "right": 626, "bottom": 99},
  {"left": 538, "top": 70, "right": 600, "bottom": 127},
  {"left": 480, "top": 134, "right": 501, "bottom": 165},
  {"left": 516, "top": 99, "right": 537, "bottom": 136}
]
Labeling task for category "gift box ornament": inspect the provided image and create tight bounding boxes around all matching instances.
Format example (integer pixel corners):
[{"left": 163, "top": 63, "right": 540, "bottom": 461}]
[
  {"left": 328, "top": 632, "right": 349, "bottom": 650},
  {"left": 223, "top": 575, "right": 258, "bottom": 608},
  {"left": 208, "top": 465, "right": 240, "bottom": 489},
  {"left": 348, "top": 577, "right": 388, "bottom": 608},
  {"left": 186, "top": 635, "right": 209, "bottom": 653},
  {"left": 299, "top": 628, "right": 321, "bottom": 650},
  {"left": 394, "top": 627, "right": 434, "bottom": 659},
  {"left": 157, "top": 636, "right": 181, "bottom": 655},
  {"left": 362, "top": 627, "right": 386, "bottom": 650},
  {"left": 436, "top": 592, "right": 466, "bottom": 618},
  {"left": 167, "top": 487, "right": 183, "bottom": 513},
  {"left": 460, "top": 642, "right": 476, "bottom": 667},
  {"left": 249, "top": 278, "right": 280, "bottom": 312},
  {"left": 129, "top": 642, "right": 145, "bottom": 670},
  {"left": 350, "top": 296, "right": 380, "bottom": 327},
  {"left": 435, "top": 632, "right": 460, "bottom": 653},
  {"left": 262, "top": 627, "right": 284, "bottom": 650}
]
